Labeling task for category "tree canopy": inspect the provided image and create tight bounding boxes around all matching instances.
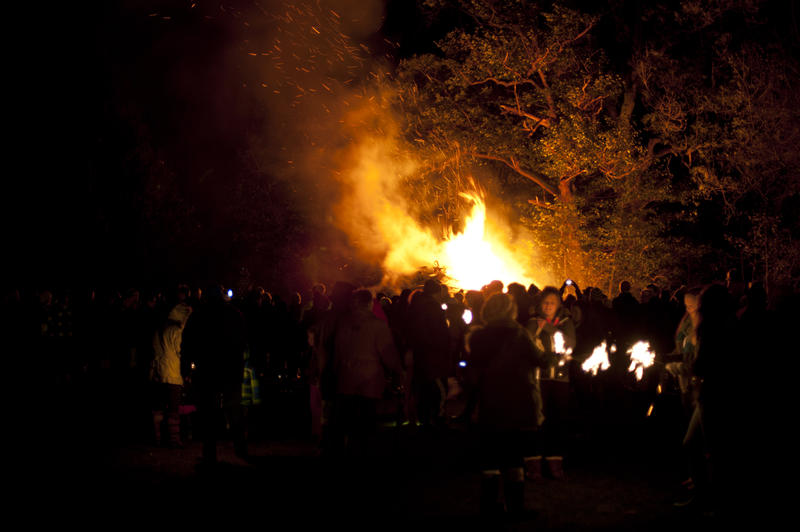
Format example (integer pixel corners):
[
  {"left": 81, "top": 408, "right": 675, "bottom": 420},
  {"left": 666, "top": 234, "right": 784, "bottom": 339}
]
[{"left": 392, "top": 0, "right": 800, "bottom": 291}]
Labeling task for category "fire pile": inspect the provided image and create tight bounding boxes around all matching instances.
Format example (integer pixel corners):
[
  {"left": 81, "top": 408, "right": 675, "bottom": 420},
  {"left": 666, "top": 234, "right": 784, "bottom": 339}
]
[
  {"left": 433, "top": 193, "right": 536, "bottom": 290},
  {"left": 335, "top": 141, "right": 540, "bottom": 291}
]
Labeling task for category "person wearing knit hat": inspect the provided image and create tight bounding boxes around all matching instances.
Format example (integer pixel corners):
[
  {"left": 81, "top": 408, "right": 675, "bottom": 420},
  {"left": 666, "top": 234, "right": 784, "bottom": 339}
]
[{"left": 466, "top": 292, "right": 546, "bottom": 520}]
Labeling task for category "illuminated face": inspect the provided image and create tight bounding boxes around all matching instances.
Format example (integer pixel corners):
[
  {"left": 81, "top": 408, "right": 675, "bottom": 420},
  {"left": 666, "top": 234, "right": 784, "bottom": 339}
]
[
  {"left": 684, "top": 294, "right": 698, "bottom": 314},
  {"left": 541, "top": 294, "right": 561, "bottom": 320}
]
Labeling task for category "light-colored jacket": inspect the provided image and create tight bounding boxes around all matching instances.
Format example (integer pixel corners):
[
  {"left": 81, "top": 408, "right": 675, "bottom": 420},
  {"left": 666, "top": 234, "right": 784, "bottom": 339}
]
[{"left": 151, "top": 303, "right": 192, "bottom": 386}]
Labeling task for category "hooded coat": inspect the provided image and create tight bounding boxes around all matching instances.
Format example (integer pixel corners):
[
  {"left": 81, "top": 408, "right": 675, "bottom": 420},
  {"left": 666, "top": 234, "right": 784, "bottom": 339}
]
[
  {"left": 467, "top": 318, "right": 546, "bottom": 430},
  {"left": 151, "top": 302, "right": 192, "bottom": 386}
]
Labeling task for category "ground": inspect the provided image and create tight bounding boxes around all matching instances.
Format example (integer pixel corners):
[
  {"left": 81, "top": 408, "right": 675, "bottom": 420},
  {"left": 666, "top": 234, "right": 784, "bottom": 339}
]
[{"left": 32, "top": 398, "right": 717, "bottom": 530}]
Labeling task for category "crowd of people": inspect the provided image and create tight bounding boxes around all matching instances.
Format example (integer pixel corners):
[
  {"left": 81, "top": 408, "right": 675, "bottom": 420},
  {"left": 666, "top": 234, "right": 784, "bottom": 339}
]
[{"left": 5, "top": 270, "right": 791, "bottom": 521}]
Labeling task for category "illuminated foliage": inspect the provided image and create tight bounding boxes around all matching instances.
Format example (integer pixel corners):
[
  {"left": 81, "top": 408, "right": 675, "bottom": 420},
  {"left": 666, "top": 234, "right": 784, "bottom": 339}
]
[{"left": 393, "top": 0, "right": 800, "bottom": 290}]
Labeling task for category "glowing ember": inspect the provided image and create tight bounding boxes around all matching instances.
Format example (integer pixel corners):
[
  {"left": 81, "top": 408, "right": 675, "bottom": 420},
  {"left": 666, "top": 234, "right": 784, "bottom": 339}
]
[
  {"left": 627, "top": 341, "right": 656, "bottom": 381},
  {"left": 463, "top": 308, "right": 473, "bottom": 325},
  {"left": 646, "top": 403, "right": 655, "bottom": 417},
  {"left": 582, "top": 341, "right": 611, "bottom": 376}
]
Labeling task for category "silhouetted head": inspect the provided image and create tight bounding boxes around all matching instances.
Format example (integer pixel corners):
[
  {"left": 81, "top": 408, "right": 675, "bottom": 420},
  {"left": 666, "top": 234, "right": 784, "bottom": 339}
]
[
  {"left": 312, "top": 283, "right": 327, "bottom": 296},
  {"left": 176, "top": 284, "right": 190, "bottom": 302},
  {"left": 619, "top": 281, "right": 632, "bottom": 294},
  {"left": 423, "top": 279, "right": 441, "bottom": 298},
  {"left": 698, "top": 284, "right": 730, "bottom": 324},
  {"left": 206, "top": 284, "right": 224, "bottom": 302},
  {"left": 507, "top": 282, "right": 526, "bottom": 299},
  {"left": 331, "top": 281, "right": 357, "bottom": 310},
  {"left": 483, "top": 280, "right": 504, "bottom": 299},
  {"left": 352, "top": 289, "right": 373, "bottom": 311}
]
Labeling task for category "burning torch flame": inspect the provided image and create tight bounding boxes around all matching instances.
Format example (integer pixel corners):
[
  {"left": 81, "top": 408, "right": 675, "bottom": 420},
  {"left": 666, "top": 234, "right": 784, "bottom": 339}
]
[
  {"left": 582, "top": 341, "right": 611, "bottom": 376},
  {"left": 627, "top": 341, "right": 656, "bottom": 381},
  {"left": 552, "top": 331, "right": 572, "bottom": 366}
]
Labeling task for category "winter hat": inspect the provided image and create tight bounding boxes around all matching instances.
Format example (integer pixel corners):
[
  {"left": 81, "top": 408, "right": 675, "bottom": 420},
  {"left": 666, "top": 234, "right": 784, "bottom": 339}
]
[{"left": 481, "top": 293, "right": 517, "bottom": 323}]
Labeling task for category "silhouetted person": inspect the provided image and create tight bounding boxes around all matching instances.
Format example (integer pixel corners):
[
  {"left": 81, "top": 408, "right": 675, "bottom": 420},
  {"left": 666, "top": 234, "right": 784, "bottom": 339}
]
[
  {"left": 466, "top": 293, "right": 545, "bottom": 519},
  {"left": 612, "top": 280, "right": 641, "bottom": 350},
  {"left": 310, "top": 281, "right": 357, "bottom": 453},
  {"left": 330, "top": 289, "right": 403, "bottom": 456},
  {"left": 507, "top": 282, "right": 530, "bottom": 325},
  {"left": 681, "top": 283, "right": 739, "bottom": 514},
  {"left": 150, "top": 302, "right": 192, "bottom": 447},
  {"left": 407, "top": 279, "right": 450, "bottom": 428},
  {"left": 182, "top": 285, "right": 248, "bottom": 465}
]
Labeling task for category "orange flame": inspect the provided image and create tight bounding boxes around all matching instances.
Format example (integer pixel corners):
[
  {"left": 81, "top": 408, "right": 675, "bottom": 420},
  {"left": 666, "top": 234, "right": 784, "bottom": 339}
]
[{"left": 436, "top": 193, "right": 537, "bottom": 290}]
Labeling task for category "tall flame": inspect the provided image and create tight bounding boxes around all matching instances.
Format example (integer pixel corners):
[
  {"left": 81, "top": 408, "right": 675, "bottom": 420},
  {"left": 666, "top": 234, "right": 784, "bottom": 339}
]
[{"left": 436, "top": 193, "right": 536, "bottom": 290}]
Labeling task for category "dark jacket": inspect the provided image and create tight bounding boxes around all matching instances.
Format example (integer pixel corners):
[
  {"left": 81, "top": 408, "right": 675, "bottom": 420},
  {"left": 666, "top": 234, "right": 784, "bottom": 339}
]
[
  {"left": 407, "top": 292, "right": 450, "bottom": 379},
  {"left": 182, "top": 299, "right": 246, "bottom": 392},
  {"left": 332, "top": 307, "right": 403, "bottom": 399},
  {"left": 467, "top": 318, "right": 546, "bottom": 431}
]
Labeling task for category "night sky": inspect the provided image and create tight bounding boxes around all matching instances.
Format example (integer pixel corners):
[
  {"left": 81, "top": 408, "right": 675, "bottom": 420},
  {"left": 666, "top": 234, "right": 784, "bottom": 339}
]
[
  {"left": 7, "top": 0, "right": 800, "bottom": 294},
  {"left": 7, "top": 1, "right": 432, "bottom": 292}
]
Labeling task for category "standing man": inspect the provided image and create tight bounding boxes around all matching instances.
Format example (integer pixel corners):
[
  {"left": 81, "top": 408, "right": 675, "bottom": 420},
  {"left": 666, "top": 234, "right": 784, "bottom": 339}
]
[
  {"left": 331, "top": 289, "right": 404, "bottom": 456},
  {"left": 407, "top": 279, "right": 450, "bottom": 429},
  {"left": 182, "top": 285, "right": 248, "bottom": 466}
]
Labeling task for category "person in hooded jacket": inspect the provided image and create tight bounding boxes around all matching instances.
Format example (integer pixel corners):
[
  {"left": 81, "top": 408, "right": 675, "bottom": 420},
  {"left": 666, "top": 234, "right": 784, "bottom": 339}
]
[
  {"left": 466, "top": 292, "right": 545, "bottom": 519},
  {"left": 525, "top": 286, "right": 576, "bottom": 480},
  {"left": 150, "top": 301, "right": 192, "bottom": 447}
]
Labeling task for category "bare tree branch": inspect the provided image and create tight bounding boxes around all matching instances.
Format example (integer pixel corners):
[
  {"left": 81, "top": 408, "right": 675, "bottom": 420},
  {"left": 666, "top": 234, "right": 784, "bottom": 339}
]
[{"left": 472, "top": 152, "right": 560, "bottom": 196}]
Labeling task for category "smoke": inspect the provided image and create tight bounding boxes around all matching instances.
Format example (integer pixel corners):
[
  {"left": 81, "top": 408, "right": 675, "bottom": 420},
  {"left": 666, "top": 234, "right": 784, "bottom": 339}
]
[
  {"left": 236, "top": 0, "right": 547, "bottom": 291},
  {"left": 239, "top": 0, "right": 422, "bottom": 286}
]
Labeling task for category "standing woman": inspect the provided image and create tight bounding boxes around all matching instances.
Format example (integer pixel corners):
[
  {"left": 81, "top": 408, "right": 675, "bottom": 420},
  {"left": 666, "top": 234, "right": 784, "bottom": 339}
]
[
  {"left": 466, "top": 293, "right": 545, "bottom": 519},
  {"left": 525, "top": 286, "right": 576, "bottom": 480},
  {"left": 666, "top": 287, "right": 703, "bottom": 418}
]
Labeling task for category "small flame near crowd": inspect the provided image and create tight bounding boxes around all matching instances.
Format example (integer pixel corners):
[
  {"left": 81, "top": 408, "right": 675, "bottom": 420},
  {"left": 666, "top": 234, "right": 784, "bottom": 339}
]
[
  {"left": 552, "top": 331, "right": 573, "bottom": 366},
  {"left": 627, "top": 341, "right": 656, "bottom": 381},
  {"left": 582, "top": 340, "right": 612, "bottom": 376}
]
